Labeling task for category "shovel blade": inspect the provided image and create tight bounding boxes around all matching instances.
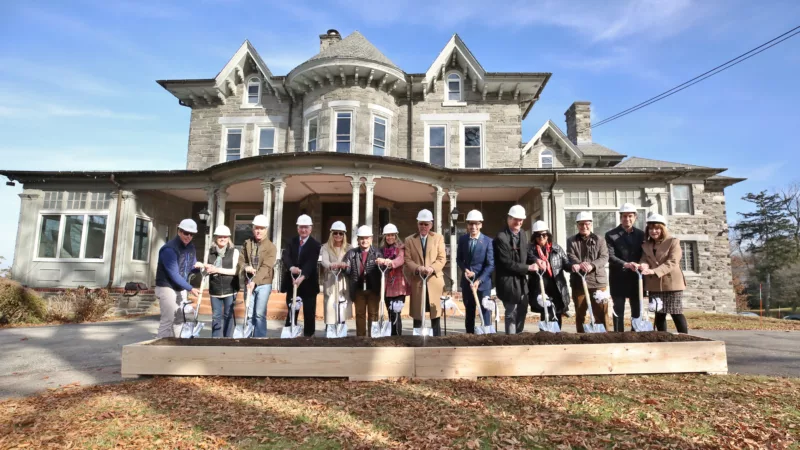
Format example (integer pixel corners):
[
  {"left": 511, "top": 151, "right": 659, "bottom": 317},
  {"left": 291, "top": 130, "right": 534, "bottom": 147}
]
[
  {"left": 538, "top": 321, "right": 560, "bottom": 333},
  {"left": 372, "top": 321, "right": 391, "bottom": 338},
  {"left": 281, "top": 325, "right": 302, "bottom": 339},
  {"left": 232, "top": 326, "right": 244, "bottom": 339},
  {"left": 413, "top": 327, "right": 432, "bottom": 336},
  {"left": 243, "top": 324, "right": 255, "bottom": 338},
  {"left": 191, "top": 322, "right": 205, "bottom": 337},
  {"left": 632, "top": 318, "right": 654, "bottom": 332},
  {"left": 326, "top": 324, "right": 348, "bottom": 338},
  {"left": 475, "top": 325, "right": 485, "bottom": 335},
  {"left": 583, "top": 323, "right": 605, "bottom": 333}
]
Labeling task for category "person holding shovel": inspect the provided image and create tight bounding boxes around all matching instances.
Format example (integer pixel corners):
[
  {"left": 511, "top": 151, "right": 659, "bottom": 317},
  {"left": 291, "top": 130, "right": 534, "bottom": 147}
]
[
  {"left": 281, "top": 214, "right": 322, "bottom": 337},
  {"left": 639, "top": 214, "right": 688, "bottom": 333},
  {"left": 404, "top": 209, "right": 447, "bottom": 336},
  {"left": 376, "top": 224, "right": 408, "bottom": 336},
  {"left": 204, "top": 225, "right": 240, "bottom": 337},
  {"left": 239, "top": 214, "right": 277, "bottom": 337},
  {"left": 456, "top": 209, "right": 494, "bottom": 334},
  {"left": 343, "top": 225, "right": 382, "bottom": 336},
  {"left": 567, "top": 212, "right": 610, "bottom": 333},
  {"left": 155, "top": 218, "right": 204, "bottom": 338},
  {"left": 605, "top": 203, "right": 646, "bottom": 332},
  {"left": 527, "top": 220, "right": 571, "bottom": 328},
  {"left": 320, "top": 221, "right": 352, "bottom": 335}
]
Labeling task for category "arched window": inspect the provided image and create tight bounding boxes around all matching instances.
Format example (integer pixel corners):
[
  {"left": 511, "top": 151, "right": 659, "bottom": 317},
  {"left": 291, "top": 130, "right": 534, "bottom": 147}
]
[
  {"left": 246, "top": 77, "right": 261, "bottom": 105},
  {"left": 447, "top": 73, "right": 461, "bottom": 101},
  {"left": 540, "top": 149, "right": 554, "bottom": 168}
]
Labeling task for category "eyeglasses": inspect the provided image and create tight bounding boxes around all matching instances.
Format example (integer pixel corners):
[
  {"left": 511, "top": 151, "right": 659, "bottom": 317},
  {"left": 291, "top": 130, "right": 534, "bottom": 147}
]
[
  {"left": 180, "top": 230, "right": 195, "bottom": 237},
  {"left": 332, "top": 232, "right": 344, "bottom": 236},
  {"left": 534, "top": 233, "right": 548, "bottom": 239},
  {"left": 467, "top": 222, "right": 481, "bottom": 227},
  {"left": 418, "top": 223, "right": 431, "bottom": 227}
]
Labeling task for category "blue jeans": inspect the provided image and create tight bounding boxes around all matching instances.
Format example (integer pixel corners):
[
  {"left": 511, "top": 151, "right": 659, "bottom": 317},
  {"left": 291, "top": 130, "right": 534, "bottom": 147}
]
[
  {"left": 461, "top": 282, "right": 492, "bottom": 334},
  {"left": 247, "top": 284, "right": 271, "bottom": 337},
  {"left": 211, "top": 294, "right": 235, "bottom": 338}
]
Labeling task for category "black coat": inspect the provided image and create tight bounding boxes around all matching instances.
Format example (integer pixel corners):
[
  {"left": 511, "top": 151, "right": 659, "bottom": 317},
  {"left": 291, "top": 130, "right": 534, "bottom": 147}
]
[
  {"left": 493, "top": 227, "right": 530, "bottom": 304},
  {"left": 527, "top": 243, "right": 572, "bottom": 314},
  {"left": 605, "top": 226, "right": 645, "bottom": 298},
  {"left": 280, "top": 236, "right": 321, "bottom": 298},
  {"left": 343, "top": 246, "right": 381, "bottom": 300}
]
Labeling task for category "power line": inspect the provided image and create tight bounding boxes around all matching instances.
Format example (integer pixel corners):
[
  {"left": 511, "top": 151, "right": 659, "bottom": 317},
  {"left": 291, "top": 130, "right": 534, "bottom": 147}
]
[{"left": 592, "top": 25, "right": 800, "bottom": 129}]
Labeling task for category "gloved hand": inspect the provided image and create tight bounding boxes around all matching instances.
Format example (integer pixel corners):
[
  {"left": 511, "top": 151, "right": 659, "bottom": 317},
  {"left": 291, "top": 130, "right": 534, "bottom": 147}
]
[
  {"left": 648, "top": 297, "right": 663, "bottom": 313},
  {"left": 390, "top": 300, "right": 404, "bottom": 313},
  {"left": 441, "top": 298, "right": 464, "bottom": 316},
  {"left": 293, "top": 297, "right": 303, "bottom": 311},
  {"left": 593, "top": 289, "right": 611, "bottom": 304},
  {"left": 536, "top": 294, "right": 552, "bottom": 308},
  {"left": 481, "top": 296, "right": 496, "bottom": 311}
]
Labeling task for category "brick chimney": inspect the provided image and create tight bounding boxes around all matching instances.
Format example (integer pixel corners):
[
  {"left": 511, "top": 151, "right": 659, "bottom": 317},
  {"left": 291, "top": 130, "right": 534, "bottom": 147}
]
[
  {"left": 565, "top": 101, "right": 592, "bottom": 145},
  {"left": 319, "top": 29, "right": 341, "bottom": 52}
]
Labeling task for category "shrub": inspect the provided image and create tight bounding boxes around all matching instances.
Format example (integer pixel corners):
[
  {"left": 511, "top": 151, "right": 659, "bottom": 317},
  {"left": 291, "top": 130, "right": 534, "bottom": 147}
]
[
  {"left": 0, "top": 278, "right": 47, "bottom": 324},
  {"left": 46, "top": 298, "right": 75, "bottom": 322},
  {"left": 71, "top": 287, "right": 114, "bottom": 322}
]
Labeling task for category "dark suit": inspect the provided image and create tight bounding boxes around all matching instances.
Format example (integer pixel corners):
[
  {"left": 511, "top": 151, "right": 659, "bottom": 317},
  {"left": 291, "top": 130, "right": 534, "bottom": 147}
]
[
  {"left": 456, "top": 233, "right": 494, "bottom": 333},
  {"left": 493, "top": 227, "right": 530, "bottom": 334},
  {"left": 281, "top": 235, "right": 322, "bottom": 336},
  {"left": 605, "top": 225, "right": 645, "bottom": 331}
]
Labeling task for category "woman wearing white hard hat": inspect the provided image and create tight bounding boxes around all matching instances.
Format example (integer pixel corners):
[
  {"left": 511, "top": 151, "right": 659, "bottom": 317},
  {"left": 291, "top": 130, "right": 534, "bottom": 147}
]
[
  {"left": 376, "top": 223, "right": 409, "bottom": 335},
  {"left": 204, "top": 225, "right": 240, "bottom": 337},
  {"left": 238, "top": 214, "right": 277, "bottom": 337},
  {"left": 639, "top": 214, "right": 688, "bottom": 333},
  {"left": 343, "top": 225, "right": 382, "bottom": 336},
  {"left": 320, "top": 221, "right": 353, "bottom": 334},
  {"left": 404, "top": 209, "right": 447, "bottom": 336},
  {"left": 281, "top": 214, "right": 322, "bottom": 337},
  {"left": 567, "top": 211, "right": 610, "bottom": 333},
  {"left": 526, "top": 220, "right": 571, "bottom": 328}
]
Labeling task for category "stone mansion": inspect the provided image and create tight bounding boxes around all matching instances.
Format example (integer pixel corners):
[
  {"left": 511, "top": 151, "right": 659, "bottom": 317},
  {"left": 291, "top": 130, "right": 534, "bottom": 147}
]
[{"left": 1, "top": 29, "right": 743, "bottom": 312}]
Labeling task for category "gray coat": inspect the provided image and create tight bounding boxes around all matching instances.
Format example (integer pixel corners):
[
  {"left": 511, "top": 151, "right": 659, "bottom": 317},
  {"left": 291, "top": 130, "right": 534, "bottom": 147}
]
[{"left": 566, "top": 233, "right": 609, "bottom": 289}]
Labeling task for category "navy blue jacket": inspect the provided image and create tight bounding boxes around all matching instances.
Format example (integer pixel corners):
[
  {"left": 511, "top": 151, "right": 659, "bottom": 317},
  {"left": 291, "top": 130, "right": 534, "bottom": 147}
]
[
  {"left": 456, "top": 233, "right": 494, "bottom": 291},
  {"left": 155, "top": 236, "right": 198, "bottom": 291}
]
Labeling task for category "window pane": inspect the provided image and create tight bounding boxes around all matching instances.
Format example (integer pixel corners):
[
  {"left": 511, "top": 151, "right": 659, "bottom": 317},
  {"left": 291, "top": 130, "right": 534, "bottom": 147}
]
[
  {"left": 680, "top": 241, "right": 696, "bottom": 272},
  {"left": 67, "top": 192, "right": 87, "bottom": 209},
  {"left": 308, "top": 118, "right": 318, "bottom": 152},
  {"left": 374, "top": 118, "right": 386, "bottom": 142},
  {"left": 430, "top": 148, "right": 446, "bottom": 167},
  {"left": 464, "top": 126, "right": 481, "bottom": 147},
  {"left": 336, "top": 142, "right": 350, "bottom": 153},
  {"left": 90, "top": 192, "right": 110, "bottom": 210},
  {"left": 226, "top": 129, "right": 242, "bottom": 161},
  {"left": 373, "top": 145, "right": 385, "bottom": 156},
  {"left": 465, "top": 148, "right": 481, "bottom": 168},
  {"left": 132, "top": 218, "right": 150, "bottom": 261},
  {"left": 308, "top": 139, "right": 317, "bottom": 152},
  {"left": 234, "top": 223, "right": 254, "bottom": 247},
  {"left": 38, "top": 215, "right": 61, "bottom": 258},
  {"left": 336, "top": 113, "right": 351, "bottom": 137},
  {"left": 248, "top": 84, "right": 259, "bottom": 104},
  {"left": 591, "top": 190, "right": 615, "bottom": 207},
  {"left": 85, "top": 215, "right": 107, "bottom": 259},
  {"left": 673, "top": 185, "right": 690, "bottom": 200},
  {"left": 675, "top": 200, "right": 690, "bottom": 214},
  {"left": 565, "top": 191, "right": 588, "bottom": 207},
  {"left": 541, "top": 156, "right": 553, "bottom": 168},
  {"left": 259, "top": 128, "right": 275, "bottom": 156},
  {"left": 448, "top": 73, "right": 459, "bottom": 80},
  {"left": 61, "top": 215, "right": 85, "bottom": 258},
  {"left": 429, "top": 126, "right": 445, "bottom": 147}
]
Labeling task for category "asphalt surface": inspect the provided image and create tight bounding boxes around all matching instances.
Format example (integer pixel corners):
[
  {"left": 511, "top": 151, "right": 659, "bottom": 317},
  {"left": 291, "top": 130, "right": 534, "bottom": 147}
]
[{"left": 1, "top": 315, "right": 798, "bottom": 400}]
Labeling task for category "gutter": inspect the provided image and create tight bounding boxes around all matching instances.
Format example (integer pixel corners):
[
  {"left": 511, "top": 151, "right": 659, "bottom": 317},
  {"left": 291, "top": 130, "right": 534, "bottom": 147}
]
[{"left": 107, "top": 174, "right": 123, "bottom": 289}]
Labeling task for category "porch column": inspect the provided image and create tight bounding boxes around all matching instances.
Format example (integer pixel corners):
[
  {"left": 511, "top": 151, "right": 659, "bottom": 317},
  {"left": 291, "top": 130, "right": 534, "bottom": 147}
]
[
  {"left": 447, "top": 189, "right": 458, "bottom": 290},
  {"left": 272, "top": 179, "right": 286, "bottom": 289},
  {"left": 204, "top": 186, "right": 216, "bottom": 230},
  {"left": 552, "top": 188, "right": 567, "bottom": 248},
  {"left": 433, "top": 185, "right": 444, "bottom": 235},
  {"left": 261, "top": 180, "right": 273, "bottom": 225},
  {"left": 364, "top": 176, "right": 378, "bottom": 232},
  {"left": 540, "top": 191, "right": 552, "bottom": 231},
  {"left": 215, "top": 185, "right": 228, "bottom": 229},
  {"left": 349, "top": 177, "right": 362, "bottom": 247}
]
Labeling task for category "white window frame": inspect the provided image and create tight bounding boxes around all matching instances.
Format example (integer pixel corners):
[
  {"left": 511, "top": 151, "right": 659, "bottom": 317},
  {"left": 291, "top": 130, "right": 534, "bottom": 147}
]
[
  {"left": 563, "top": 208, "right": 648, "bottom": 235},
  {"left": 254, "top": 125, "right": 276, "bottom": 156},
  {"left": 617, "top": 189, "right": 643, "bottom": 207},
  {"left": 242, "top": 76, "right": 262, "bottom": 107},
  {"left": 589, "top": 189, "right": 616, "bottom": 207},
  {"left": 89, "top": 192, "right": 111, "bottom": 210},
  {"left": 33, "top": 211, "right": 109, "bottom": 262},
  {"left": 220, "top": 126, "right": 244, "bottom": 163},
  {"left": 370, "top": 113, "right": 390, "bottom": 157},
  {"left": 330, "top": 109, "right": 355, "bottom": 153},
  {"left": 680, "top": 240, "right": 699, "bottom": 274},
  {"left": 443, "top": 71, "right": 466, "bottom": 106},
  {"left": 564, "top": 190, "right": 589, "bottom": 207},
  {"left": 540, "top": 149, "right": 554, "bottom": 169},
  {"left": 131, "top": 215, "right": 152, "bottom": 263},
  {"left": 305, "top": 115, "right": 319, "bottom": 152},
  {"left": 424, "top": 123, "right": 449, "bottom": 167},
  {"left": 460, "top": 122, "right": 485, "bottom": 169},
  {"left": 671, "top": 184, "right": 693, "bottom": 215}
]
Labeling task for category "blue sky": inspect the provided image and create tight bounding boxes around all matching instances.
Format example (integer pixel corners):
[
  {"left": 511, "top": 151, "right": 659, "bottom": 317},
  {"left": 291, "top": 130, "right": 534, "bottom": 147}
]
[{"left": 1, "top": 0, "right": 799, "bottom": 268}]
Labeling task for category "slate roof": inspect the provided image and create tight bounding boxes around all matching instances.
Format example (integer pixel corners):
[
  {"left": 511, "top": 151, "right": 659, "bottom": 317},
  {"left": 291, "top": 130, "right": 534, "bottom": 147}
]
[
  {"left": 577, "top": 143, "right": 624, "bottom": 157},
  {"left": 616, "top": 157, "right": 710, "bottom": 169},
  {"left": 305, "top": 31, "right": 401, "bottom": 71}
]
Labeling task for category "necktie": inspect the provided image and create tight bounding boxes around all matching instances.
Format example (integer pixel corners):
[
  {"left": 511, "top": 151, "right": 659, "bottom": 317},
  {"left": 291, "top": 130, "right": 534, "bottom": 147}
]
[
  {"left": 469, "top": 238, "right": 477, "bottom": 263},
  {"left": 298, "top": 238, "right": 305, "bottom": 257},
  {"left": 421, "top": 236, "right": 427, "bottom": 260}
]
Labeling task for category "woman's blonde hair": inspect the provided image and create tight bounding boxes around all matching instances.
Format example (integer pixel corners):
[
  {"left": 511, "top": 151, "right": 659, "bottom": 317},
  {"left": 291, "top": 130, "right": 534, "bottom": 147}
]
[
  {"left": 325, "top": 231, "right": 349, "bottom": 256},
  {"left": 380, "top": 233, "right": 401, "bottom": 248},
  {"left": 645, "top": 223, "right": 670, "bottom": 242}
]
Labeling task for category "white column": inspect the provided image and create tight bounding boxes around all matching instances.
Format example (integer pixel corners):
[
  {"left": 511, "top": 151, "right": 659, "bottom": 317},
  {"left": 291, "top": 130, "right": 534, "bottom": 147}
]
[
  {"left": 433, "top": 185, "right": 444, "bottom": 235},
  {"left": 447, "top": 189, "right": 458, "bottom": 290},
  {"left": 215, "top": 186, "right": 228, "bottom": 229},
  {"left": 364, "top": 177, "right": 377, "bottom": 232},
  {"left": 350, "top": 178, "right": 362, "bottom": 247},
  {"left": 272, "top": 180, "right": 286, "bottom": 289},
  {"left": 205, "top": 187, "right": 216, "bottom": 229},
  {"left": 261, "top": 180, "right": 273, "bottom": 225},
  {"left": 541, "top": 191, "right": 552, "bottom": 231},
  {"left": 552, "top": 189, "right": 567, "bottom": 248}
]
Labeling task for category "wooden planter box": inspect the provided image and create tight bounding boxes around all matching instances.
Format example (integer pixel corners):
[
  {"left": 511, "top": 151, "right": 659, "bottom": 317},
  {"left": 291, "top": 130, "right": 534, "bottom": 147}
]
[{"left": 121, "top": 338, "right": 727, "bottom": 380}]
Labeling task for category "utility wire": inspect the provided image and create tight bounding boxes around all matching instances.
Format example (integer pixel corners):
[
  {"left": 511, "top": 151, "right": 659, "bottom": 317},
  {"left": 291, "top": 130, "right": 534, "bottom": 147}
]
[{"left": 593, "top": 25, "right": 800, "bottom": 129}]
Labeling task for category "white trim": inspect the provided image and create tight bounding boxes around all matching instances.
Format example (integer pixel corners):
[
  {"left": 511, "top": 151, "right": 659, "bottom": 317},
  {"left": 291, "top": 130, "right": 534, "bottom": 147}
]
[
  {"left": 131, "top": 216, "right": 152, "bottom": 263},
  {"left": 33, "top": 212, "right": 110, "bottom": 262},
  {"left": 328, "top": 100, "right": 361, "bottom": 108},
  {"left": 367, "top": 103, "right": 394, "bottom": 117},
  {"left": 330, "top": 108, "right": 355, "bottom": 153},
  {"left": 420, "top": 113, "right": 490, "bottom": 121},
  {"left": 218, "top": 116, "right": 286, "bottom": 125},
  {"left": 370, "top": 113, "right": 390, "bottom": 157},
  {"left": 424, "top": 123, "right": 449, "bottom": 167},
  {"left": 459, "top": 122, "right": 485, "bottom": 169},
  {"left": 220, "top": 126, "right": 244, "bottom": 163},
  {"left": 243, "top": 75, "right": 262, "bottom": 107},
  {"left": 254, "top": 125, "right": 277, "bottom": 156},
  {"left": 670, "top": 183, "right": 693, "bottom": 215},
  {"left": 673, "top": 234, "right": 709, "bottom": 242},
  {"left": 304, "top": 103, "right": 323, "bottom": 117},
  {"left": 540, "top": 149, "right": 554, "bottom": 168},
  {"left": 424, "top": 35, "right": 485, "bottom": 90},
  {"left": 305, "top": 115, "right": 319, "bottom": 152},
  {"left": 442, "top": 101, "right": 467, "bottom": 107}
]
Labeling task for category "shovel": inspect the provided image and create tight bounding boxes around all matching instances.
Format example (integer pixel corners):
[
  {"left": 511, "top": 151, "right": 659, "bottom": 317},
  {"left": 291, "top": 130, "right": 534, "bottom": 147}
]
[
  {"left": 281, "top": 271, "right": 303, "bottom": 339},
  {"left": 179, "top": 284, "right": 205, "bottom": 338},
  {"left": 467, "top": 273, "right": 493, "bottom": 335},
  {"left": 535, "top": 269, "right": 560, "bottom": 333},
  {"left": 326, "top": 268, "right": 349, "bottom": 338},
  {"left": 234, "top": 273, "right": 255, "bottom": 338},
  {"left": 371, "top": 264, "right": 392, "bottom": 338},
  {"left": 579, "top": 270, "right": 606, "bottom": 333},
  {"left": 413, "top": 270, "right": 433, "bottom": 337},
  {"left": 631, "top": 268, "right": 654, "bottom": 332}
]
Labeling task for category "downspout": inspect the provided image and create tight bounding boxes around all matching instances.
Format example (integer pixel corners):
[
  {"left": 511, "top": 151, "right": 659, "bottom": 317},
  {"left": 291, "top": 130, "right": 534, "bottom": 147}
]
[{"left": 106, "top": 174, "right": 123, "bottom": 289}]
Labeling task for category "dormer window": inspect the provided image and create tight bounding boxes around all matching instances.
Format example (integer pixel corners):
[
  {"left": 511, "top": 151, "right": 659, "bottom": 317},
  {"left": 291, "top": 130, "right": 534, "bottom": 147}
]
[
  {"left": 447, "top": 73, "right": 462, "bottom": 101},
  {"left": 540, "top": 149, "right": 554, "bottom": 168},
  {"left": 246, "top": 77, "right": 261, "bottom": 105}
]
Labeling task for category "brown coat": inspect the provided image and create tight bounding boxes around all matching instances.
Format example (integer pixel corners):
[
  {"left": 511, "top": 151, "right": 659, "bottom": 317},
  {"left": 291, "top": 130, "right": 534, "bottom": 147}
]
[
  {"left": 238, "top": 237, "right": 277, "bottom": 286},
  {"left": 640, "top": 237, "right": 686, "bottom": 292},
  {"left": 566, "top": 233, "right": 609, "bottom": 289},
  {"left": 403, "top": 232, "right": 446, "bottom": 320}
]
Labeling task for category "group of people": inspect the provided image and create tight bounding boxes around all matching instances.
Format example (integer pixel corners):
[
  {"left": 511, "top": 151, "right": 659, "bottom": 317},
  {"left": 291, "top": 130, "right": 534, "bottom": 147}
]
[{"left": 154, "top": 201, "right": 689, "bottom": 338}]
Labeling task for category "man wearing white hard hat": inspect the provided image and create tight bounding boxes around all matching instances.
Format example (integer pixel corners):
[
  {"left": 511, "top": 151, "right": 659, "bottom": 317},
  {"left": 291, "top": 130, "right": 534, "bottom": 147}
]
[
  {"left": 605, "top": 203, "right": 646, "bottom": 332},
  {"left": 567, "top": 211, "right": 610, "bottom": 333},
  {"left": 154, "top": 218, "right": 205, "bottom": 337},
  {"left": 320, "top": 221, "right": 353, "bottom": 333},
  {"left": 239, "top": 214, "right": 277, "bottom": 337},
  {"left": 456, "top": 209, "right": 494, "bottom": 334},
  {"left": 203, "top": 226, "right": 240, "bottom": 337},
  {"left": 404, "top": 209, "right": 447, "bottom": 336},
  {"left": 343, "top": 225, "right": 382, "bottom": 336},
  {"left": 493, "top": 205, "right": 539, "bottom": 334},
  {"left": 281, "top": 214, "right": 322, "bottom": 337}
]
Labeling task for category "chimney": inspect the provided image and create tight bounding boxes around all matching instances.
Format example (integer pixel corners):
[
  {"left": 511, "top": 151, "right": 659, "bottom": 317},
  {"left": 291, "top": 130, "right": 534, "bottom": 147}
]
[
  {"left": 319, "top": 29, "right": 341, "bottom": 52},
  {"left": 565, "top": 101, "right": 592, "bottom": 145}
]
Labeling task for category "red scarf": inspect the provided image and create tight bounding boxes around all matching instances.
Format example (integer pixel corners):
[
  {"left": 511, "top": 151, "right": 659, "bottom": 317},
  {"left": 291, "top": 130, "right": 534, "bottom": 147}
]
[{"left": 536, "top": 244, "right": 553, "bottom": 277}]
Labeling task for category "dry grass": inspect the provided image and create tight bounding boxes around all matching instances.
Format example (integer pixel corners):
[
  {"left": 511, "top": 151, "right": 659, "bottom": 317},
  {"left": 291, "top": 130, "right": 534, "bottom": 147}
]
[{"left": 532, "top": 311, "right": 800, "bottom": 332}]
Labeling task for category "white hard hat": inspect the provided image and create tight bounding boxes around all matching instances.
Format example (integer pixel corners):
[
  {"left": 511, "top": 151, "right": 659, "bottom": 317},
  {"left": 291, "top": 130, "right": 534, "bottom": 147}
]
[
  {"left": 466, "top": 210, "right": 483, "bottom": 222},
  {"left": 619, "top": 203, "right": 638, "bottom": 214},
  {"left": 356, "top": 225, "right": 373, "bottom": 237},
  {"left": 213, "top": 225, "right": 231, "bottom": 237},
  {"left": 330, "top": 221, "right": 346, "bottom": 232},
  {"left": 416, "top": 209, "right": 434, "bottom": 222},
  {"left": 252, "top": 214, "right": 269, "bottom": 228},
  {"left": 178, "top": 218, "right": 198, "bottom": 234},
  {"left": 296, "top": 214, "right": 313, "bottom": 226},
  {"left": 646, "top": 213, "right": 667, "bottom": 225},
  {"left": 383, "top": 223, "right": 399, "bottom": 235},
  {"left": 575, "top": 211, "right": 593, "bottom": 222},
  {"left": 531, "top": 220, "right": 549, "bottom": 233},
  {"left": 507, "top": 205, "right": 526, "bottom": 220}
]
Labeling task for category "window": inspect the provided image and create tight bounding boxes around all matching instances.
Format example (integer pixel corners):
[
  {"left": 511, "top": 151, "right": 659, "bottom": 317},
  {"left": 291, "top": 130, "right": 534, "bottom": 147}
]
[
  {"left": 258, "top": 128, "right": 275, "bottom": 156},
  {"left": 447, "top": 73, "right": 461, "bottom": 101},
  {"left": 540, "top": 149, "right": 553, "bottom": 168},
  {"left": 463, "top": 125, "right": 482, "bottom": 168},
  {"left": 132, "top": 217, "right": 150, "bottom": 261},
  {"left": 246, "top": 77, "right": 260, "bottom": 105},
  {"left": 428, "top": 125, "right": 446, "bottom": 167},
  {"left": 618, "top": 189, "right": 642, "bottom": 207},
  {"left": 672, "top": 185, "right": 692, "bottom": 214},
  {"left": 565, "top": 209, "right": 647, "bottom": 234},
  {"left": 37, "top": 213, "right": 107, "bottom": 260},
  {"left": 372, "top": 116, "right": 387, "bottom": 156},
  {"left": 680, "top": 241, "right": 697, "bottom": 272},
  {"left": 565, "top": 191, "right": 588, "bottom": 207},
  {"left": 66, "top": 192, "right": 87, "bottom": 209},
  {"left": 307, "top": 117, "right": 318, "bottom": 152},
  {"left": 335, "top": 111, "right": 352, "bottom": 153},
  {"left": 43, "top": 191, "right": 63, "bottom": 209},
  {"left": 233, "top": 214, "right": 257, "bottom": 248},
  {"left": 590, "top": 190, "right": 615, "bottom": 207},
  {"left": 225, "top": 128, "right": 242, "bottom": 161},
  {"left": 90, "top": 192, "right": 110, "bottom": 210}
]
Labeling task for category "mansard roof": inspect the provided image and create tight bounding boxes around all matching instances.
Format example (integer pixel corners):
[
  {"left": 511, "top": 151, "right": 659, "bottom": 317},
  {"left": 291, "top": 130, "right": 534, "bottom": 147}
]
[{"left": 305, "top": 31, "right": 400, "bottom": 71}]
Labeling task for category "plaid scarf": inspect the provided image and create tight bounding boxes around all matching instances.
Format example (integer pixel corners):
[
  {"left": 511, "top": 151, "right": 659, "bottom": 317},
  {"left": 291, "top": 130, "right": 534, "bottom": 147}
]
[{"left": 536, "top": 243, "right": 553, "bottom": 277}]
